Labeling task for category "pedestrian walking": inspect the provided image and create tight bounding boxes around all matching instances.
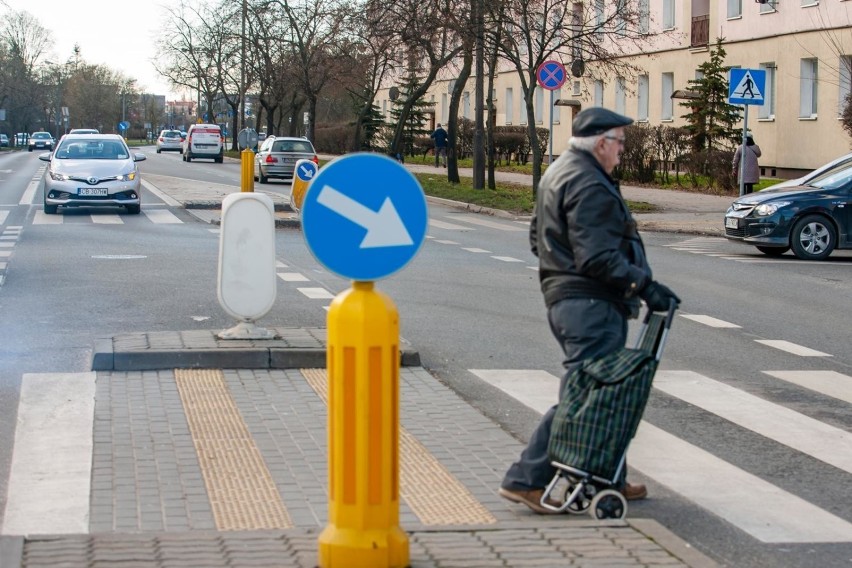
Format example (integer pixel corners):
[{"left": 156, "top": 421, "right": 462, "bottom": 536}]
[
  {"left": 498, "top": 107, "right": 681, "bottom": 515},
  {"left": 430, "top": 123, "right": 448, "bottom": 167},
  {"left": 733, "top": 134, "right": 762, "bottom": 194}
]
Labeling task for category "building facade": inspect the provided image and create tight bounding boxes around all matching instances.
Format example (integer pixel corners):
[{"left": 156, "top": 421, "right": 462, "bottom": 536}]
[{"left": 377, "top": 0, "right": 852, "bottom": 178}]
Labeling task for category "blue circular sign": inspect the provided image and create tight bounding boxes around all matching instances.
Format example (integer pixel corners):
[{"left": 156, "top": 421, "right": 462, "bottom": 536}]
[
  {"left": 294, "top": 160, "right": 318, "bottom": 183},
  {"left": 537, "top": 60, "right": 567, "bottom": 91},
  {"left": 301, "top": 153, "right": 428, "bottom": 281}
]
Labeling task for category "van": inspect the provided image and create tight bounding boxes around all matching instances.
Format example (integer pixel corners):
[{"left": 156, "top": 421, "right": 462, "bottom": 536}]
[{"left": 182, "top": 123, "right": 224, "bottom": 163}]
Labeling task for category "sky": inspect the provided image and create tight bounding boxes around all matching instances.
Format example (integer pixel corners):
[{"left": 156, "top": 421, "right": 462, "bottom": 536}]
[{"left": 1, "top": 0, "right": 185, "bottom": 100}]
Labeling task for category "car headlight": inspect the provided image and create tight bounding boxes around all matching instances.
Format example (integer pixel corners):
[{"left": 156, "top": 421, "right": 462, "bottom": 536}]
[
  {"left": 49, "top": 170, "right": 69, "bottom": 181},
  {"left": 117, "top": 172, "right": 136, "bottom": 181},
  {"left": 754, "top": 201, "right": 791, "bottom": 216}
]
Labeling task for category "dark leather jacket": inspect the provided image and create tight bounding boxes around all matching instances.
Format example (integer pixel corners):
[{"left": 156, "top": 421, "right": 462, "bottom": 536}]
[{"left": 529, "top": 148, "right": 651, "bottom": 314}]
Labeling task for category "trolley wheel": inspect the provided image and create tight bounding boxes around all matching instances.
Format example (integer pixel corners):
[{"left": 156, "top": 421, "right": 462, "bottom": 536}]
[
  {"left": 589, "top": 489, "right": 627, "bottom": 520},
  {"left": 561, "top": 483, "right": 594, "bottom": 514}
]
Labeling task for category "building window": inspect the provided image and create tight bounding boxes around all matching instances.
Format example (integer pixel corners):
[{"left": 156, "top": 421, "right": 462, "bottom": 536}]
[
  {"left": 727, "top": 0, "right": 742, "bottom": 18},
  {"left": 760, "top": 1, "right": 775, "bottom": 13},
  {"left": 594, "top": 80, "right": 604, "bottom": 106},
  {"left": 639, "top": 0, "right": 650, "bottom": 33},
  {"left": 662, "top": 72, "right": 674, "bottom": 120},
  {"left": 615, "top": 0, "right": 627, "bottom": 35},
  {"left": 505, "top": 88, "right": 513, "bottom": 124},
  {"left": 520, "top": 95, "right": 528, "bottom": 124},
  {"left": 535, "top": 88, "right": 544, "bottom": 124},
  {"left": 463, "top": 91, "right": 470, "bottom": 119},
  {"left": 839, "top": 56, "right": 852, "bottom": 116},
  {"left": 800, "top": 58, "right": 818, "bottom": 118},
  {"left": 383, "top": 99, "right": 387, "bottom": 117},
  {"left": 441, "top": 93, "right": 447, "bottom": 122},
  {"left": 553, "top": 88, "right": 561, "bottom": 122},
  {"left": 572, "top": 80, "right": 581, "bottom": 96},
  {"left": 594, "top": 0, "right": 604, "bottom": 38},
  {"left": 759, "top": 63, "right": 776, "bottom": 119},
  {"left": 615, "top": 77, "right": 626, "bottom": 114},
  {"left": 663, "top": 0, "right": 675, "bottom": 29},
  {"left": 638, "top": 75, "right": 649, "bottom": 121}
]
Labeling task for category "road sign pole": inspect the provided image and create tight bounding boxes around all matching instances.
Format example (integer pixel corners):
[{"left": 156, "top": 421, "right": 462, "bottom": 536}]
[
  {"left": 739, "top": 105, "right": 749, "bottom": 197},
  {"left": 549, "top": 89, "right": 554, "bottom": 166},
  {"left": 319, "top": 281, "right": 409, "bottom": 568}
]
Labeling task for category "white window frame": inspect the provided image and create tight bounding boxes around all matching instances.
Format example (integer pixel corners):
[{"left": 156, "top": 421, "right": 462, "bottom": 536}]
[
  {"left": 727, "top": 0, "right": 742, "bottom": 18},
  {"left": 663, "top": 0, "right": 675, "bottom": 29},
  {"left": 505, "top": 87, "right": 513, "bottom": 124},
  {"left": 535, "top": 88, "right": 544, "bottom": 124},
  {"left": 638, "top": 74, "right": 649, "bottom": 121},
  {"left": 661, "top": 72, "right": 674, "bottom": 120},
  {"left": 520, "top": 95, "right": 528, "bottom": 124},
  {"left": 463, "top": 91, "right": 470, "bottom": 119},
  {"left": 759, "top": 63, "right": 776, "bottom": 120},
  {"left": 594, "top": 80, "right": 604, "bottom": 106},
  {"left": 615, "top": 77, "right": 626, "bottom": 114},
  {"left": 800, "top": 58, "right": 818, "bottom": 118},
  {"left": 553, "top": 88, "right": 562, "bottom": 123}
]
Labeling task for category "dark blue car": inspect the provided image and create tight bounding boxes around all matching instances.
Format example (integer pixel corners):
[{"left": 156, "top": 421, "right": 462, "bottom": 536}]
[{"left": 724, "top": 163, "right": 852, "bottom": 260}]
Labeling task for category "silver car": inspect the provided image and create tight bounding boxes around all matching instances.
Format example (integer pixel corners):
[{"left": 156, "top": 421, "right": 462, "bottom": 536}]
[
  {"left": 254, "top": 136, "right": 317, "bottom": 183},
  {"left": 156, "top": 129, "right": 183, "bottom": 153},
  {"left": 38, "top": 134, "right": 146, "bottom": 214}
]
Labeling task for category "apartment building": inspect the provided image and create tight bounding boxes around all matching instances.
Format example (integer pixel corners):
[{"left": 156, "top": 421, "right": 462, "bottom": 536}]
[{"left": 377, "top": 0, "right": 852, "bottom": 178}]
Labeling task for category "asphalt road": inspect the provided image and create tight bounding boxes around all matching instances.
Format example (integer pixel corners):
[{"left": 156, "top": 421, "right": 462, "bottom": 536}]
[{"left": 0, "top": 148, "right": 850, "bottom": 567}]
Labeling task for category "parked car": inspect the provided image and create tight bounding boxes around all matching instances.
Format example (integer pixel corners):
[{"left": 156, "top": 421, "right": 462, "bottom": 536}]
[
  {"left": 724, "top": 158, "right": 852, "bottom": 260},
  {"left": 14, "top": 133, "right": 28, "bottom": 147},
  {"left": 254, "top": 136, "right": 318, "bottom": 184},
  {"left": 69, "top": 128, "right": 100, "bottom": 135},
  {"left": 0, "top": 134, "right": 9, "bottom": 147},
  {"left": 156, "top": 129, "right": 184, "bottom": 153},
  {"left": 28, "top": 131, "right": 54, "bottom": 152},
  {"left": 767, "top": 152, "right": 852, "bottom": 190},
  {"left": 182, "top": 123, "right": 223, "bottom": 163},
  {"left": 38, "top": 134, "right": 146, "bottom": 214}
]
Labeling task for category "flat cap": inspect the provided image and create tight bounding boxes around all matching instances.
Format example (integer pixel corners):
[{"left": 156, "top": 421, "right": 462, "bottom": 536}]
[{"left": 571, "top": 107, "right": 633, "bottom": 137}]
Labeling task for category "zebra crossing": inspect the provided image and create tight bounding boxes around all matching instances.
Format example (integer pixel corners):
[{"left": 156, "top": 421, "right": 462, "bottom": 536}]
[
  {"left": 667, "top": 236, "right": 852, "bottom": 264},
  {"left": 30, "top": 207, "right": 185, "bottom": 225}
]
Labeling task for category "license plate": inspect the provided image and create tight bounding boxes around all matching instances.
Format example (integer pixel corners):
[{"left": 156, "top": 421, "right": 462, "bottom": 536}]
[
  {"left": 79, "top": 188, "right": 108, "bottom": 196},
  {"left": 725, "top": 217, "right": 739, "bottom": 229}
]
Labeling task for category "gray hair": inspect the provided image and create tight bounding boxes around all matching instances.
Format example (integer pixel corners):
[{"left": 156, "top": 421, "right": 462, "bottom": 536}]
[{"left": 568, "top": 127, "right": 619, "bottom": 152}]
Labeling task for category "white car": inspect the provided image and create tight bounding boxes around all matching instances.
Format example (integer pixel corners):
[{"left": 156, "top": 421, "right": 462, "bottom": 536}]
[
  {"left": 156, "top": 129, "right": 183, "bottom": 153},
  {"left": 768, "top": 152, "right": 852, "bottom": 190},
  {"left": 182, "top": 123, "right": 223, "bottom": 163}
]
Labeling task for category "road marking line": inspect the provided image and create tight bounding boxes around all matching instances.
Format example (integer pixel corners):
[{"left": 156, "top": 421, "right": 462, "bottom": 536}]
[
  {"left": 432, "top": 239, "right": 459, "bottom": 245},
  {"left": 0, "top": 251, "right": 12, "bottom": 257},
  {"left": 445, "top": 215, "right": 527, "bottom": 231},
  {"left": 491, "top": 256, "right": 523, "bottom": 262},
  {"left": 298, "top": 287, "right": 335, "bottom": 299},
  {"left": 91, "top": 214, "right": 123, "bottom": 224},
  {"left": 429, "top": 219, "right": 471, "bottom": 230},
  {"left": 141, "top": 179, "right": 182, "bottom": 207},
  {"left": 0, "top": 242, "right": 13, "bottom": 247},
  {"left": 462, "top": 247, "right": 491, "bottom": 253},
  {"left": 655, "top": 371, "right": 852, "bottom": 474},
  {"left": 764, "top": 370, "right": 852, "bottom": 405},
  {"left": 0, "top": 210, "right": 9, "bottom": 225},
  {"left": 32, "top": 211, "right": 63, "bottom": 224},
  {"left": 2, "top": 372, "right": 96, "bottom": 536},
  {"left": 0, "top": 261, "right": 6, "bottom": 269},
  {"left": 19, "top": 177, "right": 41, "bottom": 205},
  {"left": 144, "top": 209, "right": 183, "bottom": 224},
  {"left": 0, "top": 236, "right": 16, "bottom": 240},
  {"left": 276, "top": 261, "right": 289, "bottom": 268},
  {"left": 473, "top": 368, "right": 852, "bottom": 544},
  {"left": 277, "top": 272, "right": 310, "bottom": 282},
  {"left": 679, "top": 314, "right": 741, "bottom": 328},
  {"left": 755, "top": 339, "right": 831, "bottom": 357}
]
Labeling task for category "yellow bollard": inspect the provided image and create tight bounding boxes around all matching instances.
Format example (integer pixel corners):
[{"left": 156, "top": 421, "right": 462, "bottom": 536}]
[
  {"left": 241, "top": 148, "right": 255, "bottom": 192},
  {"left": 318, "top": 281, "right": 409, "bottom": 568}
]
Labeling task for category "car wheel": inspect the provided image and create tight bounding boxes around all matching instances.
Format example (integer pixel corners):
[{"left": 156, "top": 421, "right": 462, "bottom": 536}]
[
  {"left": 185, "top": 154, "right": 191, "bottom": 163},
  {"left": 156, "top": 148, "right": 161, "bottom": 154},
  {"left": 43, "top": 199, "right": 57, "bottom": 214},
  {"left": 790, "top": 214, "right": 836, "bottom": 260},
  {"left": 259, "top": 170, "right": 269, "bottom": 184},
  {"left": 126, "top": 204, "right": 141, "bottom": 215},
  {"left": 28, "top": 148, "right": 32, "bottom": 152},
  {"left": 755, "top": 246, "right": 789, "bottom": 257},
  {"left": 215, "top": 156, "right": 223, "bottom": 163}
]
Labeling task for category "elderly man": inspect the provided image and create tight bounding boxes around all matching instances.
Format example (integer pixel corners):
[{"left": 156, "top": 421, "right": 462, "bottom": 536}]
[{"left": 499, "top": 107, "right": 680, "bottom": 514}]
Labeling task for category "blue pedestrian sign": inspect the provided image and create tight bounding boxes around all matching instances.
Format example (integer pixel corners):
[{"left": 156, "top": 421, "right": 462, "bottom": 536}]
[
  {"left": 301, "top": 153, "right": 428, "bottom": 281},
  {"left": 728, "top": 68, "right": 766, "bottom": 105},
  {"left": 294, "top": 160, "right": 318, "bottom": 183},
  {"left": 536, "top": 60, "right": 567, "bottom": 91}
]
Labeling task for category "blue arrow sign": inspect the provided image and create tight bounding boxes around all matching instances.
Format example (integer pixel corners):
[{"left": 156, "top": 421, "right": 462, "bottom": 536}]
[
  {"left": 728, "top": 68, "right": 766, "bottom": 106},
  {"left": 294, "top": 160, "right": 318, "bottom": 183},
  {"left": 537, "top": 60, "right": 567, "bottom": 91},
  {"left": 301, "top": 153, "right": 428, "bottom": 281}
]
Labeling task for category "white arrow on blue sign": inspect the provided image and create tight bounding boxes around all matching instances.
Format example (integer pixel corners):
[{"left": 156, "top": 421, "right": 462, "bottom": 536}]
[
  {"left": 294, "top": 160, "right": 318, "bottom": 183},
  {"left": 301, "top": 153, "right": 428, "bottom": 281}
]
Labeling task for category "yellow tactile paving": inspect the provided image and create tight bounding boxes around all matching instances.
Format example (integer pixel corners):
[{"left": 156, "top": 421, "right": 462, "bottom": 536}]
[
  {"left": 174, "top": 369, "right": 293, "bottom": 530},
  {"left": 302, "top": 368, "right": 496, "bottom": 526}
]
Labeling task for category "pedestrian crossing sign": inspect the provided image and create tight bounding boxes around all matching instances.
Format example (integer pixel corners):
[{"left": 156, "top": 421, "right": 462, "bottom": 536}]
[{"left": 728, "top": 68, "right": 766, "bottom": 105}]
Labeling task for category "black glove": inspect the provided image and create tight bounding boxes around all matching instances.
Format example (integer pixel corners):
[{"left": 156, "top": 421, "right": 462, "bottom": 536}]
[{"left": 639, "top": 280, "right": 681, "bottom": 312}]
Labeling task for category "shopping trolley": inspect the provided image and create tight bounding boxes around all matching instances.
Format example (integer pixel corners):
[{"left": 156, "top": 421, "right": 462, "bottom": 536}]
[{"left": 540, "top": 300, "right": 677, "bottom": 519}]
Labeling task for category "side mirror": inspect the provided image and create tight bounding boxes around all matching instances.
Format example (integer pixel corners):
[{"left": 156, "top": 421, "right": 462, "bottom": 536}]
[
  {"left": 38, "top": 153, "right": 51, "bottom": 162},
  {"left": 134, "top": 153, "right": 147, "bottom": 162}
]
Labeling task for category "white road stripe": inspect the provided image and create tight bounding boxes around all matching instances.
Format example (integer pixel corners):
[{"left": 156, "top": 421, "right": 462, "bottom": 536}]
[
  {"left": 679, "top": 314, "right": 741, "bottom": 328},
  {"left": 473, "top": 368, "right": 852, "bottom": 544},
  {"left": 0, "top": 236, "right": 16, "bottom": 240},
  {"left": 91, "top": 214, "right": 123, "bottom": 224},
  {"left": 276, "top": 261, "right": 289, "bottom": 268},
  {"left": 764, "top": 370, "right": 852, "bottom": 405},
  {"left": 654, "top": 371, "right": 852, "bottom": 474},
  {"left": 0, "top": 210, "right": 9, "bottom": 225},
  {"left": 462, "top": 247, "right": 491, "bottom": 253},
  {"left": 0, "top": 251, "right": 11, "bottom": 257},
  {"left": 143, "top": 209, "right": 183, "bottom": 224},
  {"left": 429, "top": 219, "right": 472, "bottom": 230},
  {"left": 445, "top": 215, "right": 526, "bottom": 231},
  {"left": 0, "top": 242, "right": 13, "bottom": 247},
  {"left": 3, "top": 372, "right": 96, "bottom": 536},
  {"left": 278, "top": 272, "right": 310, "bottom": 282},
  {"left": 432, "top": 239, "right": 459, "bottom": 245},
  {"left": 491, "top": 256, "right": 523, "bottom": 262},
  {"left": 298, "top": 287, "right": 335, "bottom": 299},
  {"left": 32, "top": 211, "right": 63, "bottom": 224},
  {"left": 19, "top": 173, "right": 43, "bottom": 205},
  {"left": 141, "top": 179, "right": 182, "bottom": 207},
  {"left": 0, "top": 262, "right": 6, "bottom": 269},
  {"left": 755, "top": 339, "right": 831, "bottom": 357}
]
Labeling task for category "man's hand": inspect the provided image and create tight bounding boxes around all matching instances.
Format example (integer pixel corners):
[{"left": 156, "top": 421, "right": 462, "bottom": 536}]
[{"left": 639, "top": 281, "right": 681, "bottom": 312}]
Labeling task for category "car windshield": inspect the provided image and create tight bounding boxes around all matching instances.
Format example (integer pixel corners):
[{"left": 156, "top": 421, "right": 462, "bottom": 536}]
[
  {"left": 272, "top": 140, "right": 313, "bottom": 152},
  {"left": 807, "top": 164, "right": 852, "bottom": 190},
  {"left": 55, "top": 140, "right": 129, "bottom": 160},
  {"left": 162, "top": 131, "right": 181, "bottom": 138},
  {"left": 32, "top": 133, "right": 51, "bottom": 139}
]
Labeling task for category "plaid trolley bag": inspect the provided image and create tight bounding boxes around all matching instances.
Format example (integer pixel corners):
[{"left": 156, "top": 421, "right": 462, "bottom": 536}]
[{"left": 540, "top": 301, "right": 677, "bottom": 519}]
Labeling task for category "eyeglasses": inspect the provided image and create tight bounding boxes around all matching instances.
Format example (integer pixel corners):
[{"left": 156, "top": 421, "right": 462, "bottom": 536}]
[{"left": 603, "top": 135, "right": 626, "bottom": 145}]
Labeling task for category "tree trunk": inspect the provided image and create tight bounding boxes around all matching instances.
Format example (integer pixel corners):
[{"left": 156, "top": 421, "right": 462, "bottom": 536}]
[{"left": 446, "top": 51, "right": 473, "bottom": 184}]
